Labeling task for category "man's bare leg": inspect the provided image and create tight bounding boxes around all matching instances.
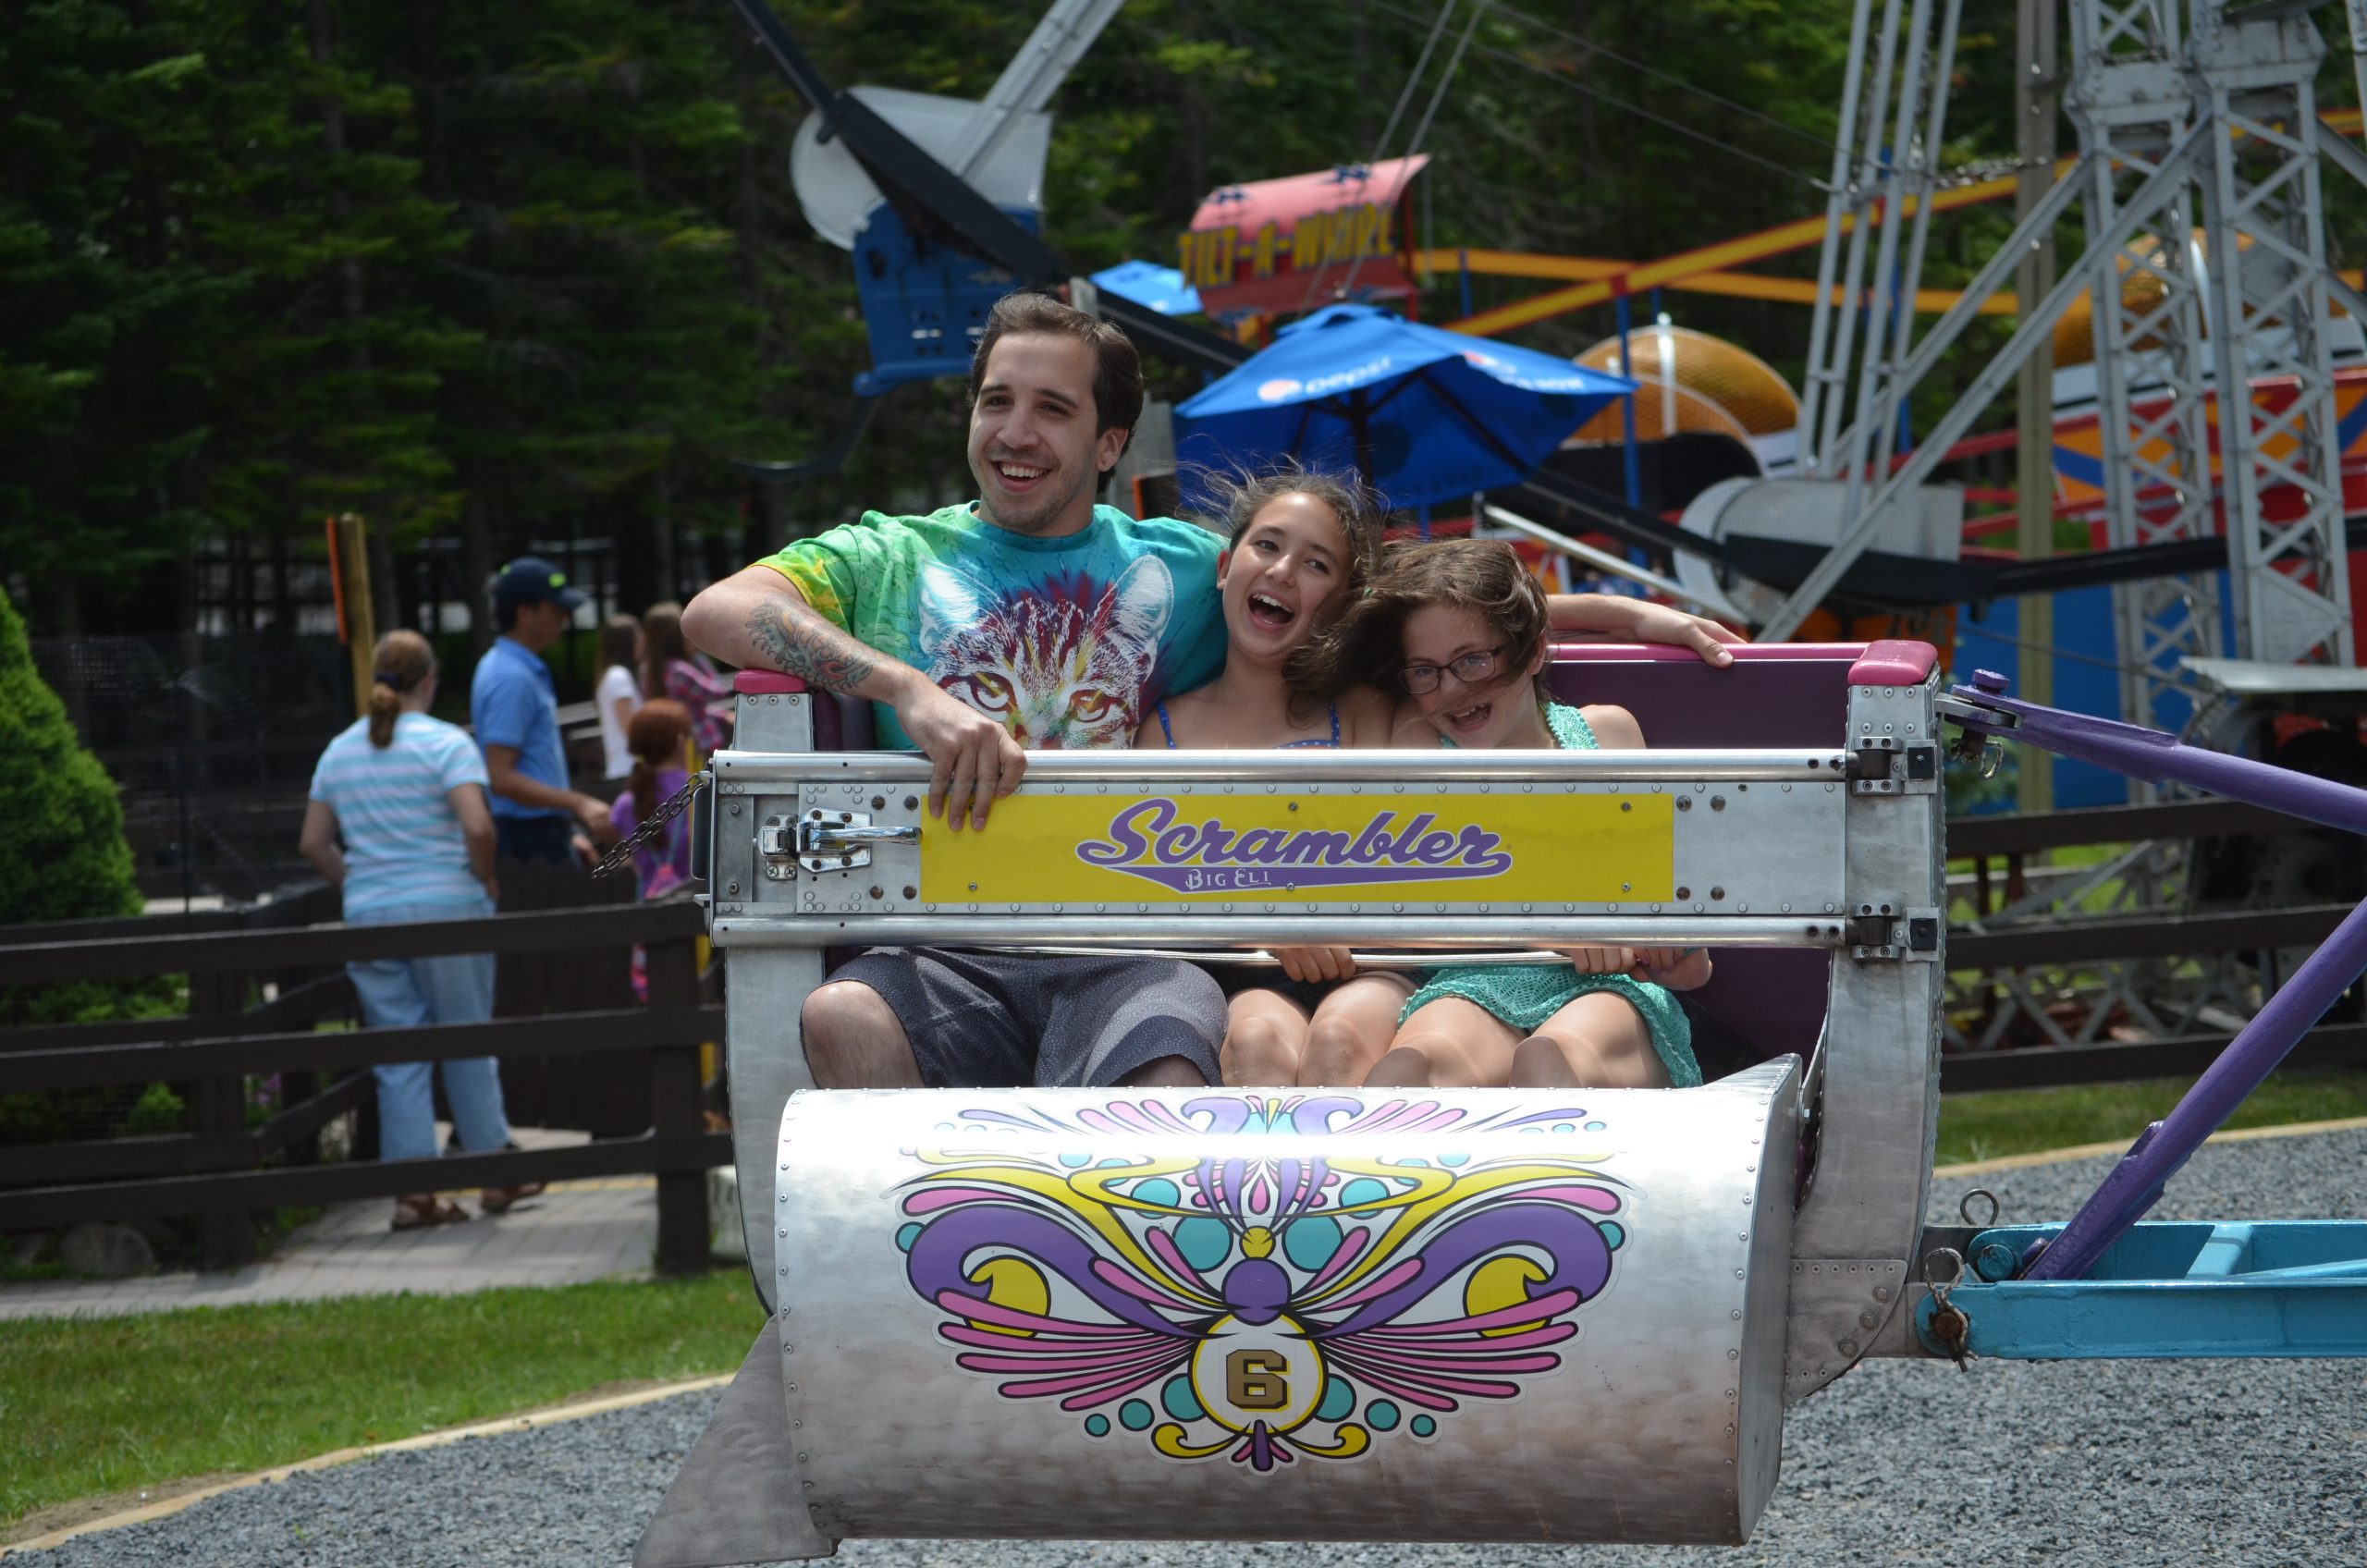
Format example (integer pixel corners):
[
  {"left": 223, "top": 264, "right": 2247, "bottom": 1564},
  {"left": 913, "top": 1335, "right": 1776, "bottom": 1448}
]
[{"left": 800, "top": 980, "right": 925, "bottom": 1088}]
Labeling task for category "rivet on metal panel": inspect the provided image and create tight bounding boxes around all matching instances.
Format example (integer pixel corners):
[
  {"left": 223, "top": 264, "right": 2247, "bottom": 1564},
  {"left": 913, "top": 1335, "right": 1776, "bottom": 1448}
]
[
  {"left": 1731, "top": 1310, "right": 1742, "bottom": 1320},
  {"left": 1674, "top": 886, "right": 1690, "bottom": 900},
  {"left": 1620, "top": 801, "right": 1630, "bottom": 813},
  {"left": 1727, "top": 1349, "right": 1739, "bottom": 1359},
  {"left": 905, "top": 795, "right": 918, "bottom": 809},
  {"left": 1873, "top": 1285, "right": 1893, "bottom": 1303},
  {"left": 779, "top": 1194, "right": 788, "bottom": 1203},
  {"left": 1676, "top": 797, "right": 1691, "bottom": 812},
  {"left": 1838, "top": 1340, "right": 1859, "bottom": 1358},
  {"left": 904, "top": 886, "right": 917, "bottom": 899},
  {"left": 1711, "top": 795, "right": 1725, "bottom": 811},
  {"left": 1858, "top": 1310, "right": 1882, "bottom": 1329},
  {"left": 728, "top": 882, "right": 740, "bottom": 895},
  {"left": 1735, "top": 1268, "right": 1745, "bottom": 1279}
]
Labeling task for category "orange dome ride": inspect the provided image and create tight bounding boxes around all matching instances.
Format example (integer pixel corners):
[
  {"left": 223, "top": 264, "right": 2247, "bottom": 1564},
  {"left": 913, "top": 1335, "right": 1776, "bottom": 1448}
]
[
  {"left": 1567, "top": 325, "right": 1800, "bottom": 444},
  {"left": 2052, "top": 229, "right": 2348, "bottom": 366}
]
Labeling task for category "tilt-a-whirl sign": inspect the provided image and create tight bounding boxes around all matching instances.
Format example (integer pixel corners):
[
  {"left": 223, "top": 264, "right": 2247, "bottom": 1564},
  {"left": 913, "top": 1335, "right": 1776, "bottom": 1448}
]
[{"left": 923, "top": 791, "right": 1674, "bottom": 906}]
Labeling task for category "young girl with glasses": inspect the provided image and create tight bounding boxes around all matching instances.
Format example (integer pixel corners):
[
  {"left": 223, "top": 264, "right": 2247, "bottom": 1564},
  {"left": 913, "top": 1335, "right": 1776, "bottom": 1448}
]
[
  {"left": 1290, "top": 538, "right": 1709, "bottom": 1090},
  {"left": 1134, "top": 462, "right": 1417, "bottom": 1085}
]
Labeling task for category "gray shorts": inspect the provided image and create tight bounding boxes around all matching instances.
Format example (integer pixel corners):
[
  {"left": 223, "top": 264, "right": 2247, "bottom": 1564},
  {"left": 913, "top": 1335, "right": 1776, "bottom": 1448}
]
[{"left": 827, "top": 948, "right": 1226, "bottom": 1089}]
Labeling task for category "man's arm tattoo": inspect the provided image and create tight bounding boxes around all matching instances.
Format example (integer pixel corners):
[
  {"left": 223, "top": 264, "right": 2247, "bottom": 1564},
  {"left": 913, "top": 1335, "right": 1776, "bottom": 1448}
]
[{"left": 743, "top": 599, "right": 879, "bottom": 693}]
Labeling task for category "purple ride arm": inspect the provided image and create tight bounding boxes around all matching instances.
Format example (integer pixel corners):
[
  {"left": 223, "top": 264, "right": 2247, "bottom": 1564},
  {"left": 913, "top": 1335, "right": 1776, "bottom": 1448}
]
[{"left": 1952, "top": 674, "right": 2367, "bottom": 1281}]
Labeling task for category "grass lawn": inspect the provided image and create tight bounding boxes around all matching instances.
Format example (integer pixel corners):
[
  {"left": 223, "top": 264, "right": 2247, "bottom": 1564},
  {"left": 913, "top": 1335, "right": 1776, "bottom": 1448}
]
[
  {"left": 1935, "top": 1066, "right": 2367, "bottom": 1167},
  {"left": 0, "top": 1271, "right": 766, "bottom": 1536}
]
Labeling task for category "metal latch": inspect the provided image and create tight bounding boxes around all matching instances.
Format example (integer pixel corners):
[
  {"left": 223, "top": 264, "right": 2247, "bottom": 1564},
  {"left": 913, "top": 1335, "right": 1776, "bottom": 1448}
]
[
  {"left": 758, "top": 809, "right": 919, "bottom": 876},
  {"left": 1847, "top": 739, "right": 1939, "bottom": 795}
]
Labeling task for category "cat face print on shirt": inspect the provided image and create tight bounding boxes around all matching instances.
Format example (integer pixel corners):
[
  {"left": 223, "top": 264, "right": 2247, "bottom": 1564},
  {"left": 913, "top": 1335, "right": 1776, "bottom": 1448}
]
[{"left": 915, "top": 555, "right": 1174, "bottom": 749}]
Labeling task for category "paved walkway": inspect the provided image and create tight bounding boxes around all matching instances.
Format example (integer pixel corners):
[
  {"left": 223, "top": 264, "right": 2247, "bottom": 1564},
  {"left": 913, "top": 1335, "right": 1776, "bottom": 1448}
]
[{"left": 0, "top": 1129, "right": 674, "bottom": 1321}]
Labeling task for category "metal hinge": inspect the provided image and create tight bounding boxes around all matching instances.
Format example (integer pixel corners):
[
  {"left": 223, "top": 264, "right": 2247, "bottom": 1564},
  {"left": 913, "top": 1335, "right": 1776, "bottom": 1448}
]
[
  {"left": 1847, "top": 739, "right": 1940, "bottom": 796},
  {"left": 1848, "top": 902, "right": 1944, "bottom": 962}
]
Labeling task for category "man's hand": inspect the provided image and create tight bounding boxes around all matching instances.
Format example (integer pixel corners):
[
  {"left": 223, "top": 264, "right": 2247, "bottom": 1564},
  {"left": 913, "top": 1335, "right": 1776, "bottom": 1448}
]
[
  {"left": 894, "top": 680, "right": 1026, "bottom": 831},
  {"left": 571, "top": 792, "right": 615, "bottom": 842},
  {"left": 1559, "top": 598, "right": 1746, "bottom": 665},
  {"left": 1275, "top": 946, "right": 1354, "bottom": 985},
  {"left": 570, "top": 832, "right": 598, "bottom": 868}
]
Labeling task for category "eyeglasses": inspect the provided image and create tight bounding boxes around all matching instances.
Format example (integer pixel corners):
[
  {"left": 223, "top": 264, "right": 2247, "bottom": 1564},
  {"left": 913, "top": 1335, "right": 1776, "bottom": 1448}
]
[{"left": 1402, "top": 645, "right": 1507, "bottom": 695}]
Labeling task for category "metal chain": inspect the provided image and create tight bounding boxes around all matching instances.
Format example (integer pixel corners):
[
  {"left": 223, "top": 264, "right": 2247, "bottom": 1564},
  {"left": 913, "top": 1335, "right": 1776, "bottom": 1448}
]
[{"left": 593, "top": 773, "right": 706, "bottom": 879}]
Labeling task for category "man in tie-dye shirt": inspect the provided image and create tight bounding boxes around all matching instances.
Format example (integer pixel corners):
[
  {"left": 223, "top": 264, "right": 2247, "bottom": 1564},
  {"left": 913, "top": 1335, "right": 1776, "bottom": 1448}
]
[{"left": 685, "top": 293, "right": 1235, "bottom": 1095}]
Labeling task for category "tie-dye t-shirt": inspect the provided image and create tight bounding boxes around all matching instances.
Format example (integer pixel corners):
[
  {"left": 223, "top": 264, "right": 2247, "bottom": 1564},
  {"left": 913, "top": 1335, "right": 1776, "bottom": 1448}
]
[{"left": 757, "top": 502, "right": 1226, "bottom": 750}]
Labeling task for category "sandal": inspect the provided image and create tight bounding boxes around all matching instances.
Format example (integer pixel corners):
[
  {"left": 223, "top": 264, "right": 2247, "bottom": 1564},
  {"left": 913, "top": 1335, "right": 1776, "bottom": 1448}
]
[
  {"left": 391, "top": 1194, "right": 468, "bottom": 1231},
  {"left": 478, "top": 1182, "right": 546, "bottom": 1216}
]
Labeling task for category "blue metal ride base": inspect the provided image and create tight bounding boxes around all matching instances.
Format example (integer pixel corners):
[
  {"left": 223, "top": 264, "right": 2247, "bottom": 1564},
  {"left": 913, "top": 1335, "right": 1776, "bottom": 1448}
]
[
  {"left": 1915, "top": 1221, "right": 2367, "bottom": 1359},
  {"left": 851, "top": 202, "right": 1038, "bottom": 396}
]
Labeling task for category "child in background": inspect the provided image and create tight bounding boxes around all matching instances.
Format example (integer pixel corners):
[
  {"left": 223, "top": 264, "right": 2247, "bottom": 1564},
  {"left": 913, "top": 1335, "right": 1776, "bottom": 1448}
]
[
  {"left": 595, "top": 614, "right": 644, "bottom": 786},
  {"left": 643, "top": 602, "right": 732, "bottom": 760},
  {"left": 1293, "top": 539, "right": 1709, "bottom": 1091},
  {"left": 610, "top": 699, "right": 694, "bottom": 1000}
]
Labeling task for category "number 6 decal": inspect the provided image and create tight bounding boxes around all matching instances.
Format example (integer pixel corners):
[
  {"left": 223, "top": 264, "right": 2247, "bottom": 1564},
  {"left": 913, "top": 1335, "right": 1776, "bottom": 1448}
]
[{"left": 1226, "top": 1349, "right": 1289, "bottom": 1410}]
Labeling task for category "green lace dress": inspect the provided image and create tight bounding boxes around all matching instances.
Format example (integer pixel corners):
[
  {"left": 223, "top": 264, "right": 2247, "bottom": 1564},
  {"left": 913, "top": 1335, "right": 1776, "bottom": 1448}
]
[{"left": 1398, "top": 701, "right": 1702, "bottom": 1088}]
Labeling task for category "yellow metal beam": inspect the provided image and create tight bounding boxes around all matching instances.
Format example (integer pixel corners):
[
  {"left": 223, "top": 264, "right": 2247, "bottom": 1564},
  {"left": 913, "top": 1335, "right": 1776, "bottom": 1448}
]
[
  {"left": 1412, "top": 249, "right": 2018, "bottom": 314},
  {"left": 1441, "top": 110, "right": 2364, "bottom": 337}
]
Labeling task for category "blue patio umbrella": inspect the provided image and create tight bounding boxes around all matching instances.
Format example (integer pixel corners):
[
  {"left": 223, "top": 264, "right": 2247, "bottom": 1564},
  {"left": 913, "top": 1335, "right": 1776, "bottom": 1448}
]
[{"left": 1172, "top": 302, "right": 1636, "bottom": 510}]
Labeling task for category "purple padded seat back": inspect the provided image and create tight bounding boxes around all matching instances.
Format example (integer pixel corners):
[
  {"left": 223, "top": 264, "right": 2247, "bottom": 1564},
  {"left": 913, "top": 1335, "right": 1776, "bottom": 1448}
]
[{"left": 1541, "top": 643, "right": 1918, "bottom": 1078}]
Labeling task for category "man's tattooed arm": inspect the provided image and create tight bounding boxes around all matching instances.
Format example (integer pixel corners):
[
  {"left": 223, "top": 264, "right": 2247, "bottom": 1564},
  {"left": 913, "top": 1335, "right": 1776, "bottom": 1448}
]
[{"left": 742, "top": 597, "right": 882, "bottom": 694}]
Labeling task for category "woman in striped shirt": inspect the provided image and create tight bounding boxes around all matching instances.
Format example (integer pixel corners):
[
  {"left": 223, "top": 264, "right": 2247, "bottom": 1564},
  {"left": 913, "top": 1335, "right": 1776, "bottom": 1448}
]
[{"left": 300, "top": 631, "right": 543, "bottom": 1231}]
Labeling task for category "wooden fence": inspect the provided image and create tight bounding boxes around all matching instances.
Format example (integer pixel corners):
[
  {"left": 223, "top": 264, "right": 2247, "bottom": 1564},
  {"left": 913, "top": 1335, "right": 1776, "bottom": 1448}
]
[
  {"left": 0, "top": 897, "right": 725, "bottom": 1272},
  {"left": 5, "top": 791, "right": 2361, "bottom": 1272},
  {"left": 1938, "top": 796, "right": 2367, "bottom": 1091}
]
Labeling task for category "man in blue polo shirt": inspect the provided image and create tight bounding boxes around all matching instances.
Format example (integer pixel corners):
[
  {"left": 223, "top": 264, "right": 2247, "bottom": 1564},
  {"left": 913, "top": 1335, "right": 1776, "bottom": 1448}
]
[{"left": 472, "top": 557, "right": 614, "bottom": 864}]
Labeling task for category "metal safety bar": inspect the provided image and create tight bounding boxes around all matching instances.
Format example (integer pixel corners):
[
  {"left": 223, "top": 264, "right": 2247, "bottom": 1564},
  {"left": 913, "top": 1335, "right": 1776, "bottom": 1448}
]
[{"left": 712, "top": 747, "right": 1852, "bottom": 785}]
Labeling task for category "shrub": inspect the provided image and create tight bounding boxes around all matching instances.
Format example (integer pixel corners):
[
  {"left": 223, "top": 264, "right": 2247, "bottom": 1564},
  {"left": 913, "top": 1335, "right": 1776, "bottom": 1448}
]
[{"left": 0, "top": 589, "right": 144, "bottom": 931}]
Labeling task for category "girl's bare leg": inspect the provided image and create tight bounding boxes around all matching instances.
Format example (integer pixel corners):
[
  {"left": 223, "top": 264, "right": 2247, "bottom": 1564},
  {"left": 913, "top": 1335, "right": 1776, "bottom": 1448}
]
[
  {"left": 1297, "top": 972, "right": 1418, "bottom": 1086},
  {"left": 1364, "top": 997, "right": 1523, "bottom": 1088},
  {"left": 1220, "top": 987, "right": 1313, "bottom": 1086},
  {"left": 1509, "top": 991, "right": 1670, "bottom": 1090}
]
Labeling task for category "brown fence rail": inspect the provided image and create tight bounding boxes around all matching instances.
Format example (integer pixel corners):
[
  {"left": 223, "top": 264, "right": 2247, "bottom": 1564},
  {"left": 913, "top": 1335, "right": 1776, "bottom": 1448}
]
[{"left": 0, "top": 897, "right": 723, "bottom": 1272}]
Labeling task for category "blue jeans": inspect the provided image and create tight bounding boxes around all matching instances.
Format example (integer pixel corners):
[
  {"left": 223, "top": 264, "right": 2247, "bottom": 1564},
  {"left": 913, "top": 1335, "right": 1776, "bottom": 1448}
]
[{"left": 347, "top": 897, "right": 509, "bottom": 1165}]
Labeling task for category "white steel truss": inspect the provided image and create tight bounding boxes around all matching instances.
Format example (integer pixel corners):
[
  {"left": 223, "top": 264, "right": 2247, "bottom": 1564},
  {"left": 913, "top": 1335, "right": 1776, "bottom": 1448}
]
[
  {"left": 2067, "top": 1, "right": 2223, "bottom": 746},
  {"left": 1772, "top": 0, "right": 2364, "bottom": 680},
  {"left": 2191, "top": 3, "right": 2351, "bottom": 667}
]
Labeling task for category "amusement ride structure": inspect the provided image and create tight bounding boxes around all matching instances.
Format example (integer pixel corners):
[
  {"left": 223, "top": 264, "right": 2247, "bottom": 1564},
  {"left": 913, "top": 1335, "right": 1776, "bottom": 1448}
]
[{"left": 630, "top": 5, "right": 2367, "bottom": 1563}]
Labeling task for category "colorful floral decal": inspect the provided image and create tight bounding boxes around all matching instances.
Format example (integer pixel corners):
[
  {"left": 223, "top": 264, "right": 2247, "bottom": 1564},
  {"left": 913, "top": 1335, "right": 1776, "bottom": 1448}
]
[{"left": 892, "top": 1095, "right": 1628, "bottom": 1471}]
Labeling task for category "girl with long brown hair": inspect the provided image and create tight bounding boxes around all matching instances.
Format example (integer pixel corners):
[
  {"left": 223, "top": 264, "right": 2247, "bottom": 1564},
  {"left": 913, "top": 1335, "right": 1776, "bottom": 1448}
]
[
  {"left": 1131, "top": 462, "right": 1416, "bottom": 1087},
  {"left": 1291, "top": 539, "right": 1708, "bottom": 1091},
  {"left": 643, "top": 601, "right": 732, "bottom": 758}
]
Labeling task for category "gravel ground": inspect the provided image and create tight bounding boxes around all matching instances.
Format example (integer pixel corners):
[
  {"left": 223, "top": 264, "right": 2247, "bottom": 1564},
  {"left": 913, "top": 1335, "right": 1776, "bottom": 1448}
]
[{"left": 26, "top": 1129, "right": 2367, "bottom": 1568}]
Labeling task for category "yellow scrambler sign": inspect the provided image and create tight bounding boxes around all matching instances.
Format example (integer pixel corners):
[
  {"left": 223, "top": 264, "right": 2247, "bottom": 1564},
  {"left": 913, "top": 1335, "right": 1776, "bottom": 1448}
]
[{"left": 924, "top": 792, "right": 1673, "bottom": 905}]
